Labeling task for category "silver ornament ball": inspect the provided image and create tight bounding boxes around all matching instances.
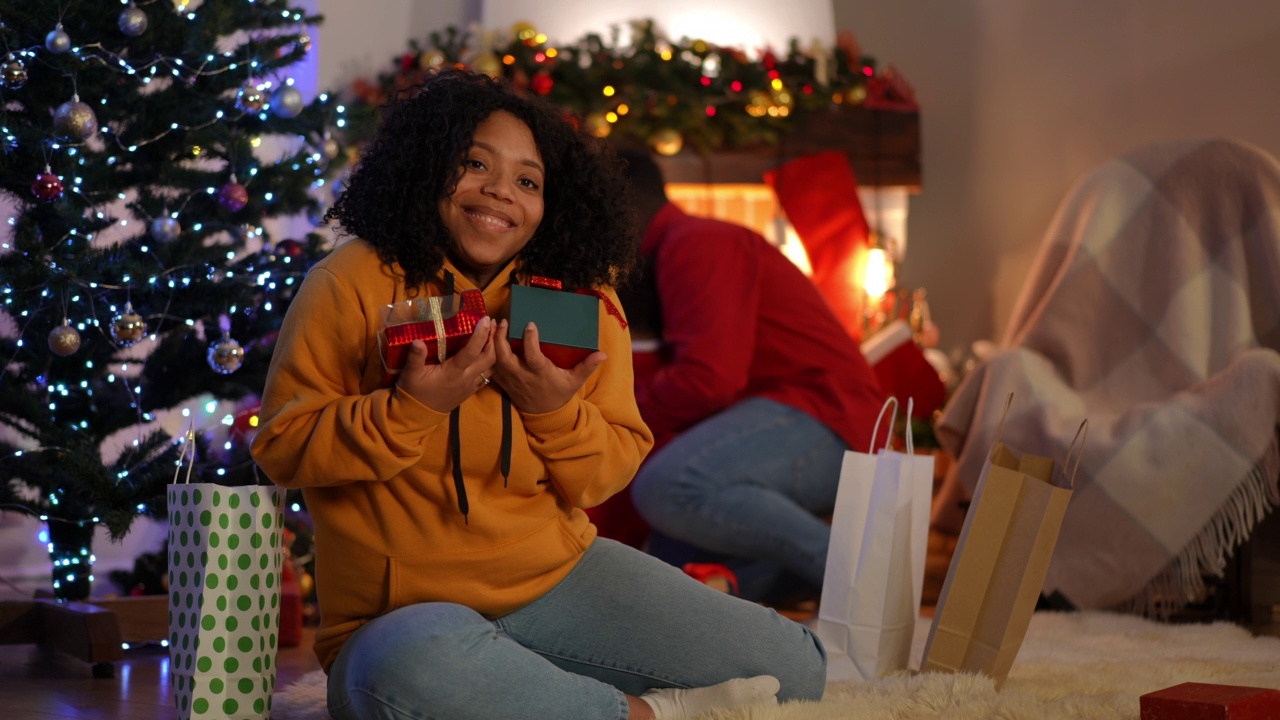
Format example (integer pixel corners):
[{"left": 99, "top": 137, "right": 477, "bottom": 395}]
[
  {"left": 119, "top": 6, "right": 149, "bottom": 37},
  {"left": 46, "top": 27, "right": 72, "bottom": 54},
  {"left": 48, "top": 322, "right": 82, "bottom": 357},
  {"left": 208, "top": 338, "right": 245, "bottom": 374},
  {"left": 150, "top": 217, "right": 181, "bottom": 243},
  {"left": 54, "top": 100, "right": 99, "bottom": 141},
  {"left": 270, "top": 86, "right": 305, "bottom": 119}
]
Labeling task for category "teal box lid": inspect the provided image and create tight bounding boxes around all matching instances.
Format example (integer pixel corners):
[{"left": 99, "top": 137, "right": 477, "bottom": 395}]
[{"left": 508, "top": 284, "right": 599, "bottom": 368}]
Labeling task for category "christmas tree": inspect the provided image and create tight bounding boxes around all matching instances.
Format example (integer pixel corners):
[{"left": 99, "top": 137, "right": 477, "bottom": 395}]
[{"left": 0, "top": 0, "right": 346, "bottom": 600}]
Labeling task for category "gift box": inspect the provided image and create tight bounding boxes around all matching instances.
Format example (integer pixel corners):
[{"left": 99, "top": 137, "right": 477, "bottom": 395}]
[
  {"left": 1139, "top": 682, "right": 1280, "bottom": 720},
  {"left": 860, "top": 319, "right": 947, "bottom": 418},
  {"left": 508, "top": 283, "right": 599, "bottom": 368},
  {"left": 378, "top": 290, "right": 488, "bottom": 381}
]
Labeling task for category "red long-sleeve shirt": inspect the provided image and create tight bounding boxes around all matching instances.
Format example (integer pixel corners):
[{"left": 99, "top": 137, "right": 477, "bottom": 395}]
[{"left": 635, "top": 203, "right": 885, "bottom": 451}]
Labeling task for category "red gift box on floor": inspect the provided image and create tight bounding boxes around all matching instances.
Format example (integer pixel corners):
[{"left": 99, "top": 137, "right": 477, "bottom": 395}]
[
  {"left": 378, "top": 290, "right": 487, "bottom": 382},
  {"left": 1140, "top": 682, "right": 1280, "bottom": 720},
  {"left": 278, "top": 560, "right": 303, "bottom": 648}
]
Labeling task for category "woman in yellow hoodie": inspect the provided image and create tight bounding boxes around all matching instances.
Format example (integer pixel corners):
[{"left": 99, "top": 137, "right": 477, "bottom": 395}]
[{"left": 252, "top": 68, "right": 826, "bottom": 720}]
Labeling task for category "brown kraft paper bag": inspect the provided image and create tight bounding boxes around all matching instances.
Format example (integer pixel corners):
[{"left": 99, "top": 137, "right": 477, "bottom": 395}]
[{"left": 921, "top": 395, "right": 1086, "bottom": 686}]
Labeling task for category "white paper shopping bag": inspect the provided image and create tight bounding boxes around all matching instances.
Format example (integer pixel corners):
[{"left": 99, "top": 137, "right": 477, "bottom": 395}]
[{"left": 816, "top": 397, "right": 934, "bottom": 682}]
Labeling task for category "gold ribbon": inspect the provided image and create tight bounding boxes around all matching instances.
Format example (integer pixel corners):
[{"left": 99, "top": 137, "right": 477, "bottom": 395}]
[{"left": 428, "top": 295, "right": 447, "bottom": 361}]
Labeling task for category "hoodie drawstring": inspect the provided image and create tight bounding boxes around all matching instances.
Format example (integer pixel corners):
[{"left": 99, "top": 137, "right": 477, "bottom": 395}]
[
  {"left": 442, "top": 271, "right": 469, "bottom": 523},
  {"left": 442, "top": 270, "right": 515, "bottom": 522},
  {"left": 500, "top": 392, "right": 512, "bottom": 487}
]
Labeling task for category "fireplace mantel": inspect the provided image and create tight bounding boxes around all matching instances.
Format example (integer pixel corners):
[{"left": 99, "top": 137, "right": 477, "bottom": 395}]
[{"left": 653, "top": 106, "right": 921, "bottom": 190}]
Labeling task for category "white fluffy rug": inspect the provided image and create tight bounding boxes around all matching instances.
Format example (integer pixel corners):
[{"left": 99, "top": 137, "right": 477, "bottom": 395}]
[{"left": 273, "top": 611, "right": 1280, "bottom": 719}]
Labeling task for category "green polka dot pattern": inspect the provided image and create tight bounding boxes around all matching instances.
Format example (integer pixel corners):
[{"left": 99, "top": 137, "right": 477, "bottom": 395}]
[{"left": 168, "top": 484, "right": 284, "bottom": 719}]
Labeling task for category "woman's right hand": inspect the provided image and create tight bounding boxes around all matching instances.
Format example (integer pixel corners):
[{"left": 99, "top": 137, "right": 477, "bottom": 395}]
[{"left": 396, "top": 317, "right": 496, "bottom": 412}]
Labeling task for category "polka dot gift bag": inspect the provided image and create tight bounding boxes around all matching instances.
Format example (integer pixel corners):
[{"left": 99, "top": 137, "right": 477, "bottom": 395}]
[{"left": 167, "top": 429, "right": 284, "bottom": 719}]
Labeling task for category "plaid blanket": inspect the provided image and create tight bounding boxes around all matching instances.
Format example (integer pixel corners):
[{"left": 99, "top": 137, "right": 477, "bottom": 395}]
[{"left": 936, "top": 138, "right": 1280, "bottom": 611}]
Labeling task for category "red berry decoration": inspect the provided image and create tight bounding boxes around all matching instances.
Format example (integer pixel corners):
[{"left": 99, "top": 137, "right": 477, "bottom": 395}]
[
  {"left": 32, "top": 172, "right": 64, "bottom": 201},
  {"left": 217, "top": 181, "right": 249, "bottom": 212},
  {"left": 275, "top": 238, "right": 304, "bottom": 257},
  {"left": 530, "top": 71, "right": 554, "bottom": 96}
]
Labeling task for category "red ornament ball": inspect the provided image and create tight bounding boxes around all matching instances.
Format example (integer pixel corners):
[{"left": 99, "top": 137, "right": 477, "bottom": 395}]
[
  {"left": 217, "top": 182, "right": 249, "bottom": 212},
  {"left": 32, "top": 172, "right": 64, "bottom": 201},
  {"left": 530, "top": 72, "right": 554, "bottom": 96},
  {"left": 275, "top": 238, "right": 305, "bottom": 257}
]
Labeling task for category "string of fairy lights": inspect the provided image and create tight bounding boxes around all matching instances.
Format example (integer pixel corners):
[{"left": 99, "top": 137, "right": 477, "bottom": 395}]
[{"left": 1, "top": 0, "right": 343, "bottom": 585}]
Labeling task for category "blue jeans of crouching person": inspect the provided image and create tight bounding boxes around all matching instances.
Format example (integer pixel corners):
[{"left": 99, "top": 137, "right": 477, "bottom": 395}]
[{"left": 632, "top": 397, "right": 849, "bottom": 601}]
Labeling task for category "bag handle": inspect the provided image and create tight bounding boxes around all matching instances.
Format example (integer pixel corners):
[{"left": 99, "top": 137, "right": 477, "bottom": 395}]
[
  {"left": 171, "top": 422, "right": 197, "bottom": 485},
  {"left": 903, "top": 397, "right": 915, "bottom": 455},
  {"left": 869, "top": 396, "right": 898, "bottom": 453},
  {"left": 1062, "top": 419, "right": 1089, "bottom": 489},
  {"left": 993, "top": 391, "right": 1014, "bottom": 445}
]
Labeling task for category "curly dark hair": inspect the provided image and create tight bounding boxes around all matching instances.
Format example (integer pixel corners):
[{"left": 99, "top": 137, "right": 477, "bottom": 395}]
[{"left": 326, "top": 68, "right": 637, "bottom": 292}]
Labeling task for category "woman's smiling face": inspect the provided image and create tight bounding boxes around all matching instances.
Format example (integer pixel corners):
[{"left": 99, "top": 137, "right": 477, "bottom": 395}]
[{"left": 439, "top": 110, "right": 546, "bottom": 289}]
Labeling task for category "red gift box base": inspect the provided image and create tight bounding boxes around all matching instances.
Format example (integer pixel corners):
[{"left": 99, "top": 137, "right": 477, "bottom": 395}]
[
  {"left": 1140, "top": 682, "right": 1280, "bottom": 720},
  {"left": 508, "top": 339, "right": 592, "bottom": 369}
]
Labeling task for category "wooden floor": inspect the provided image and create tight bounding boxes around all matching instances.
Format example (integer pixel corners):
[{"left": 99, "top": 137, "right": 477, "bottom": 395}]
[{"left": 0, "top": 626, "right": 320, "bottom": 720}]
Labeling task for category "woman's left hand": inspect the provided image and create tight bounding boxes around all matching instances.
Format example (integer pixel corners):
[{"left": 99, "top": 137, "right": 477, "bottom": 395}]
[{"left": 492, "top": 319, "right": 605, "bottom": 414}]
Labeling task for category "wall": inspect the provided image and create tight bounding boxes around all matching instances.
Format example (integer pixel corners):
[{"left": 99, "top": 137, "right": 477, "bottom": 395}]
[{"left": 834, "top": 0, "right": 1280, "bottom": 354}]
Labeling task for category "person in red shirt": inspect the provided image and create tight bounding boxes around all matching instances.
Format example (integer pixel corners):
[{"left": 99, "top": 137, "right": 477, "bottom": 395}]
[{"left": 618, "top": 149, "right": 886, "bottom": 601}]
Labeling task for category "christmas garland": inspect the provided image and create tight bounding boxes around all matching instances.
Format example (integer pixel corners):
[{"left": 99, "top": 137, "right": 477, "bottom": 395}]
[{"left": 342, "top": 19, "right": 917, "bottom": 156}]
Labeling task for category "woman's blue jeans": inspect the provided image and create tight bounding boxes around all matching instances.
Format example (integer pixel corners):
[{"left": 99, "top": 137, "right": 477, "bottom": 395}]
[
  {"left": 631, "top": 397, "right": 849, "bottom": 601},
  {"left": 326, "top": 538, "right": 826, "bottom": 720}
]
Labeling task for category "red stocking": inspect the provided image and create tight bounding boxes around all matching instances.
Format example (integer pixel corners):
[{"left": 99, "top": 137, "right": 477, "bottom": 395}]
[{"left": 765, "top": 152, "right": 870, "bottom": 340}]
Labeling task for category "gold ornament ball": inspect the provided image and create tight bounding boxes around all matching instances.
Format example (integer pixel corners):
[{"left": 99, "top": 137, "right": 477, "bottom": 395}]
[
  {"left": 236, "top": 84, "right": 267, "bottom": 114},
  {"left": 321, "top": 137, "right": 341, "bottom": 160},
  {"left": 299, "top": 572, "right": 314, "bottom": 596},
  {"left": 471, "top": 53, "right": 502, "bottom": 79},
  {"left": 583, "top": 112, "right": 611, "bottom": 139},
  {"left": 650, "top": 128, "right": 684, "bottom": 156},
  {"left": 420, "top": 51, "right": 446, "bottom": 70},
  {"left": 512, "top": 21, "right": 536, "bottom": 40},
  {"left": 111, "top": 307, "right": 147, "bottom": 347},
  {"left": 2, "top": 55, "right": 27, "bottom": 90},
  {"left": 48, "top": 322, "right": 81, "bottom": 357},
  {"left": 54, "top": 99, "right": 99, "bottom": 141},
  {"left": 208, "top": 338, "right": 246, "bottom": 374}
]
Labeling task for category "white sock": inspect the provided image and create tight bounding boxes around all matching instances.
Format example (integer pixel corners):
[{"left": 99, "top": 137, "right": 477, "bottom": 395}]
[{"left": 639, "top": 675, "right": 781, "bottom": 720}]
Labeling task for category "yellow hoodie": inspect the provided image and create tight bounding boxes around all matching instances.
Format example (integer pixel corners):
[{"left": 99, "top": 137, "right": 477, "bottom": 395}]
[{"left": 251, "top": 239, "right": 653, "bottom": 671}]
